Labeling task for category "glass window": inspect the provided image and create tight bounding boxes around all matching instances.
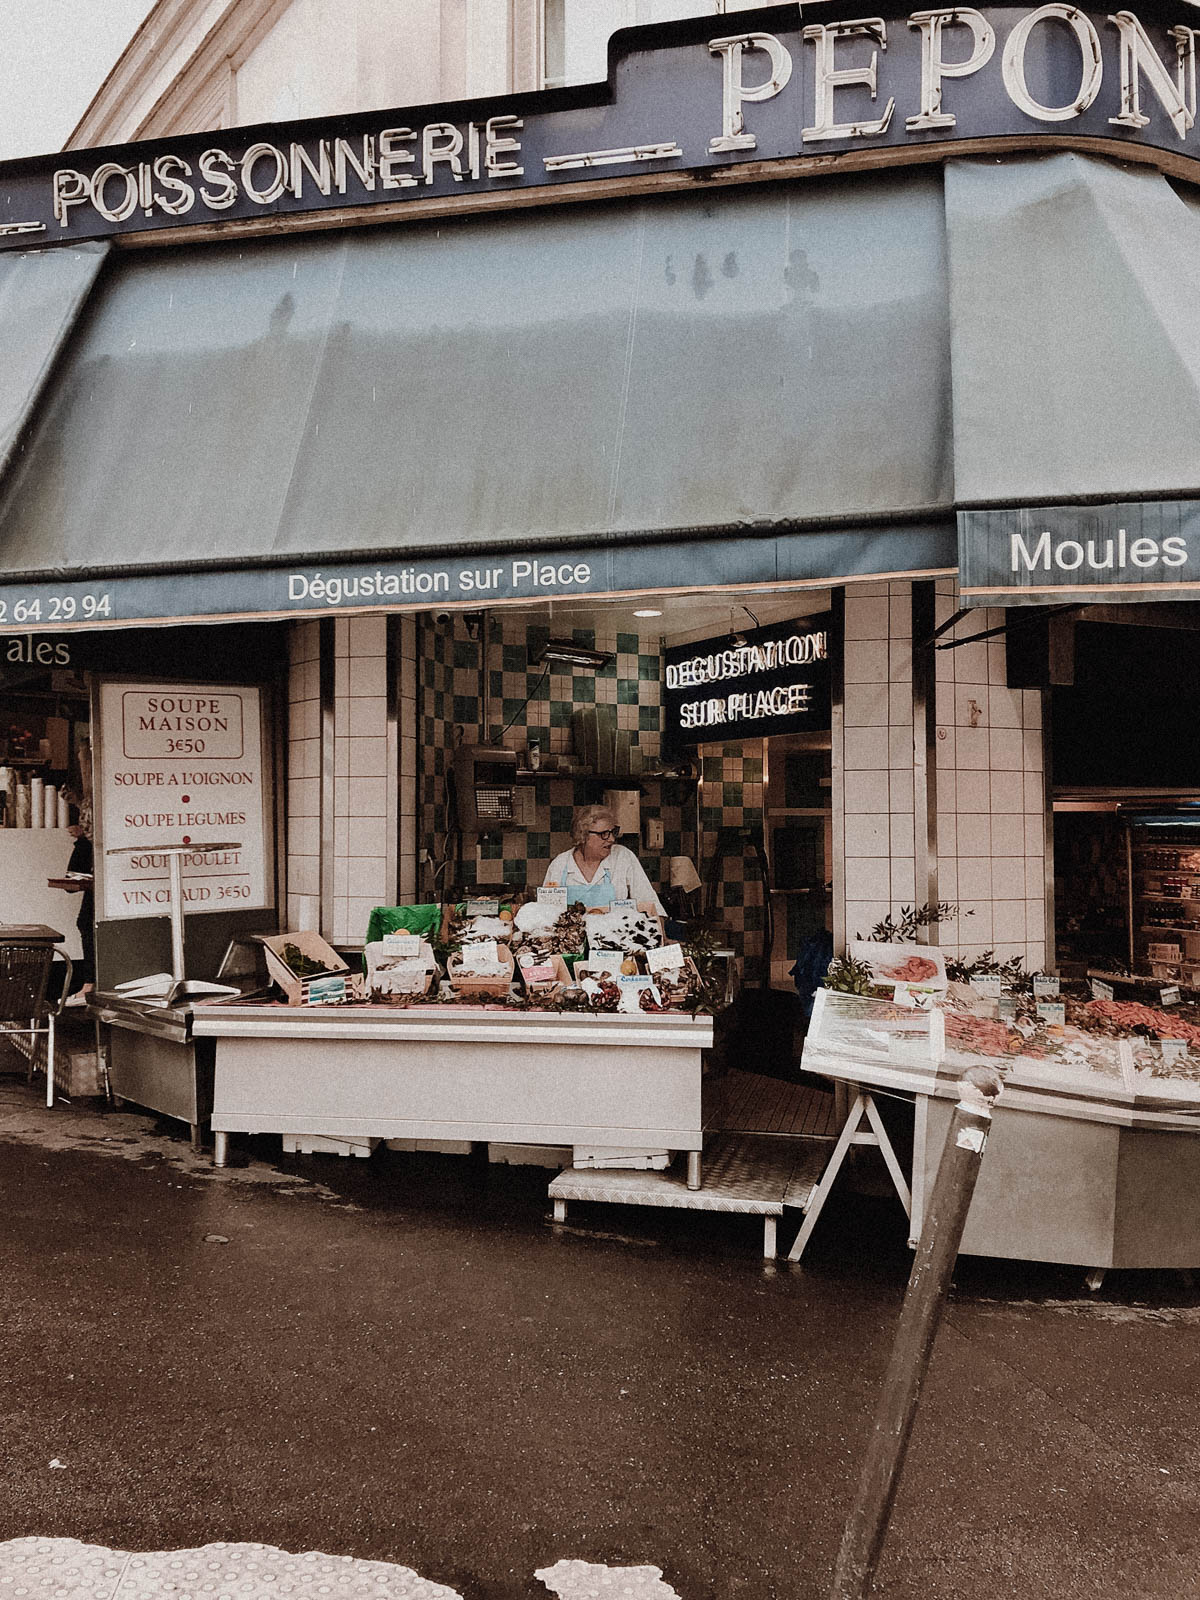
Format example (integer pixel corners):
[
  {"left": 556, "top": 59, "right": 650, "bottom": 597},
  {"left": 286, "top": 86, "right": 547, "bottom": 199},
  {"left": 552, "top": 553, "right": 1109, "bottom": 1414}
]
[{"left": 544, "top": 1, "right": 762, "bottom": 88}]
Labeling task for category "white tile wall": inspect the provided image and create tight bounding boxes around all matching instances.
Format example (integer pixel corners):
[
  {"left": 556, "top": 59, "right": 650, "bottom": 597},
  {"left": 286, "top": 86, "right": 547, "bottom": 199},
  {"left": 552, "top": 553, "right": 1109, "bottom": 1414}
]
[
  {"left": 838, "top": 580, "right": 1048, "bottom": 972},
  {"left": 329, "top": 616, "right": 405, "bottom": 945},
  {"left": 841, "top": 580, "right": 914, "bottom": 945},
  {"left": 933, "top": 585, "right": 1048, "bottom": 970},
  {"left": 286, "top": 620, "right": 322, "bottom": 932}
]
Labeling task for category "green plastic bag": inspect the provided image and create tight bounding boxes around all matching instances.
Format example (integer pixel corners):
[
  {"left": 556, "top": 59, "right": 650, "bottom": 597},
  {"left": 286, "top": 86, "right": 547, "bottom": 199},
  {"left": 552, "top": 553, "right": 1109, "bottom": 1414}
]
[{"left": 363, "top": 904, "right": 442, "bottom": 951}]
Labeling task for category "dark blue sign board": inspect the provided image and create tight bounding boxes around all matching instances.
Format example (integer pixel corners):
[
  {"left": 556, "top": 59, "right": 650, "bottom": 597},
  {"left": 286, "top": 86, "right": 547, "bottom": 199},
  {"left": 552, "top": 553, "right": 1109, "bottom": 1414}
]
[
  {"left": 958, "top": 502, "right": 1200, "bottom": 606},
  {"left": 663, "top": 612, "right": 833, "bottom": 747},
  {"left": 0, "top": 526, "right": 954, "bottom": 634},
  {"left": 3, "top": 1, "right": 1200, "bottom": 252}
]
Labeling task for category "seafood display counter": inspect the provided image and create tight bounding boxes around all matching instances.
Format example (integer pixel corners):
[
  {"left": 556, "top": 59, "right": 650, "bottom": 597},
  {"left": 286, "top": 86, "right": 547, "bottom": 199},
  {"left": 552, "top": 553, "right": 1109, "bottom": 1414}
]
[
  {"left": 191, "top": 1005, "right": 713, "bottom": 1168},
  {"left": 802, "top": 980, "right": 1200, "bottom": 1270},
  {"left": 800, "top": 972, "right": 1200, "bottom": 1273}
]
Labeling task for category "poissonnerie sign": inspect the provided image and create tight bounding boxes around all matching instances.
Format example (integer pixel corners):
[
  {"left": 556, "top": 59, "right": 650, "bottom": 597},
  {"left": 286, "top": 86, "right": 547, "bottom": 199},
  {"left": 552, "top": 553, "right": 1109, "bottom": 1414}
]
[
  {"left": 959, "top": 502, "right": 1200, "bottom": 604},
  {"left": 2, "top": 1, "right": 1200, "bottom": 250}
]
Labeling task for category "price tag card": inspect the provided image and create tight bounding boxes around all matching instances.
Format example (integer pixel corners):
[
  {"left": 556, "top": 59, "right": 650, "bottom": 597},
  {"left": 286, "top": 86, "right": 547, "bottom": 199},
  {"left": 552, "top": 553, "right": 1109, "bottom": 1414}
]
[
  {"left": 1036, "top": 1000, "right": 1066, "bottom": 1025},
  {"left": 583, "top": 953, "right": 625, "bottom": 975},
  {"left": 617, "top": 975, "right": 659, "bottom": 1013},
  {"left": 997, "top": 995, "right": 1018, "bottom": 1020},
  {"left": 305, "top": 974, "right": 346, "bottom": 1006},
  {"left": 466, "top": 897, "right": 501, "bottom": 916},
  {"left": 1090, "top": 979, "right": 1114, "bottom": 1002},
  {"left": 1117, "top": 1038, "right": 1137, "bottom": 1094},
  {"left": 522, "top": 961, "right": 557, "bottom": 983},
  {"left": 969, "top": 975, "right": 1002, "bottom": 999},
  {"left": 382, "top": 933, "right": 421, "bottom": 958},
  {"left": 1160, "top": 985, "right": 1181, "bottom": 1007},
  {"left": 1033, "top": 975, "right": 1061, "bottom": 998},
  {"left": 1161, "top": 1038, "right": 1190, "bottom": 1064},
  {"left": 893, "top": 983, "right": 939, "bottom": 1010},
  {"left": 462, "top": 939, "right": 500, "bottom": 968},
  {"left": 646, "top": 943, "right": 685, "bottom": 973},
  {"left": 613, "top": 899, "right": 637, "bottom": 911},
  {"left": 536, "top": 886, "right": 567, "bottom": 909}
]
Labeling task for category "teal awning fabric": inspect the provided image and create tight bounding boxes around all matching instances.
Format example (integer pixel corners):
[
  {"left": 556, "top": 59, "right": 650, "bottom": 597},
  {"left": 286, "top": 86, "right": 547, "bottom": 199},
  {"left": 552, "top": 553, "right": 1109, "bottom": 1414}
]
[
  {"left": 4, "top": 153, "right": 1199, "bottom": 599},
  {"left": 0, "top": 175, "right": 952, "bottom": 581},
  {"left": 0, "top": 241, "right": 107, "bottom": 482},
  {"left": 945, "top": 152, "right": 1200, "bottom": 506}
]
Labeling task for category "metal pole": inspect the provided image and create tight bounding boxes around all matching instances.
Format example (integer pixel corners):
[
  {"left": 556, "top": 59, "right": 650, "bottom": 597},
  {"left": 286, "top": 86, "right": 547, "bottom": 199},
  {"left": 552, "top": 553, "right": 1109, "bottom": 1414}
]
[
  {"left": 830, "top": 1066, "right": 1003, "bottom": 1600},
  {"left": 168, "top": 850, "right": 186, "bottom": 981}
]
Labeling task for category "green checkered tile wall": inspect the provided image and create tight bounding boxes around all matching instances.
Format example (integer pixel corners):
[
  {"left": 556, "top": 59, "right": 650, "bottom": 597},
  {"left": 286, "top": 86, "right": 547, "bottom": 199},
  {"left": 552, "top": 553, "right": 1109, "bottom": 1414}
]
[{"left": 417, "top": 619, "right": 766, "bottom": 971}]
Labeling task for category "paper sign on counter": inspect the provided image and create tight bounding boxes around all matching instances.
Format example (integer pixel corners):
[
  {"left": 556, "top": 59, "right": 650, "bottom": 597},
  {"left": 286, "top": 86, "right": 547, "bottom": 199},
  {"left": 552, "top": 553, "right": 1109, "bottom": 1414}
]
[
  {"left": 1091, "top": 979, "right": 1114, "bottom": 1001},
  {"left": 582, "top": 953, "right": 624, "bottom": 975},
  {"left": 647, "top": 943, "right": 685, "bottom": 973},
  {"left": 969, "top": 975, "right": 1002, "bottom": 998},
  {"left": 464, "top": 939, "right": 500, "bottom": 967},
  {"left": 520, "top": 960, "right": 557, "bottom": 983},
  {"left": 1036, "top": 1000, "right": 1066, "bottom": 1025},
  {"left": 1033, "top": 975, "right": 1060, "bottom": 998},
  {"left": 1160, "top": 985, "right": 1181, "bottom": 1007},
  {"left": 466, "top": 897, "right": 501, "bottom": 917},
  {"left": 382, "top": 933, "right": 421, "bottom": 958},
  {"left": 1117, "top": 1038, "right": 1137, "bottom": 1094},
  {"left": 893, "top": 983, "right": 939, "bottom": 1009},
  {"left": 304, "top": 974, "right": 346, "bottom": 1006},
  {"left": 536, "top": 887, "right": 567, "bottom": 909},
  {"left": 1161, "top": 1039, "right": 1190, "bottom": 1063},
  {"left": 617, "top": 975, "right": 659, "bottom": 1012}
]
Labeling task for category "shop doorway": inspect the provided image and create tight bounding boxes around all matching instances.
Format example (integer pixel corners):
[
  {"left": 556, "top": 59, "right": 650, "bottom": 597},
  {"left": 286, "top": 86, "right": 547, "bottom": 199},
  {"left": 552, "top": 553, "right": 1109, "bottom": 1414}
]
[
  {"left": 412, "top": 585, "right": 835, "bottom": 1070},
  {"left": 0, "top": 644, "right": 92, "bottom": 963},
  {"left": 1051, "top": 612, "right": 1200, "bottom": 980}
]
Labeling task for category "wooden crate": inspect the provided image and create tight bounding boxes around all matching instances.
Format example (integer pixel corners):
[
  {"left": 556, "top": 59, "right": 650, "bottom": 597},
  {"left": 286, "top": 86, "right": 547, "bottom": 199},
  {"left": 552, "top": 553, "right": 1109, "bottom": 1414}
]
[
  {"left": 447, "top": 944, "right": 515, "bottom": 997},
  {"left": 261, "top": 932, "right": 350, "bottom": 1006}
]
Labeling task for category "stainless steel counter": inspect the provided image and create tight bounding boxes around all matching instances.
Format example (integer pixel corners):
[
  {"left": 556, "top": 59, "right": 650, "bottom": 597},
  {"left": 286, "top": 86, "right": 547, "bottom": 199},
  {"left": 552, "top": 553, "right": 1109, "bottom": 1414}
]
[{"left": 88, "top": 989, "right": 214, "bottom": 1143}]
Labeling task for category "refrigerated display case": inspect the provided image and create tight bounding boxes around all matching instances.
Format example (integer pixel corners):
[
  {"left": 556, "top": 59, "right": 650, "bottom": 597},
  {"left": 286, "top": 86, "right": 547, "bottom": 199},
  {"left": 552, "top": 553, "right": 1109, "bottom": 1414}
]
[
  {"left": 1123, "top": 804, "right": 1200, "bottom": 986},
  {"left": 802, "top": 982, "right": 1200, "bottom": 1268}
]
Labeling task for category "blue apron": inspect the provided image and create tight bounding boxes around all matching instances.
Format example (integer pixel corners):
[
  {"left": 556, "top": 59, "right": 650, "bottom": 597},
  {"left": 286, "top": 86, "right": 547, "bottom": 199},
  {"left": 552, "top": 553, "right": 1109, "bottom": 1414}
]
[{"left": 557, "top": 863, "right": 617, "bottom": 909}]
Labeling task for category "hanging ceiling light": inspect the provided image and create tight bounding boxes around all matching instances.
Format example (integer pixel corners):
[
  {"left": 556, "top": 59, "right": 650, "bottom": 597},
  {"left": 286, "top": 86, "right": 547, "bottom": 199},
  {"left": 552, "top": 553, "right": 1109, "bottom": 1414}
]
[{"left": 532, "top": 638, "right": 616, "bottom": 671}]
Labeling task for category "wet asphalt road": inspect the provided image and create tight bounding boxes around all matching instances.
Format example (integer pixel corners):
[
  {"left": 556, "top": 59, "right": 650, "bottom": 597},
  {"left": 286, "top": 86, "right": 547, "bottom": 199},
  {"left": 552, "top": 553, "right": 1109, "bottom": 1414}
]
[{"left": 1, "top": 1080, "right": 1199, "bottom": 1600}]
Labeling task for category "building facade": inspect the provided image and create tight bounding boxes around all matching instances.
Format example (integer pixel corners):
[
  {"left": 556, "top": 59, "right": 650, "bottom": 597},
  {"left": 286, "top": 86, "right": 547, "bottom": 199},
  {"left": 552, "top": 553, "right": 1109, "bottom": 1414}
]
[{"left": 4, "top": 0, "right": 1200, "bottom": 985}]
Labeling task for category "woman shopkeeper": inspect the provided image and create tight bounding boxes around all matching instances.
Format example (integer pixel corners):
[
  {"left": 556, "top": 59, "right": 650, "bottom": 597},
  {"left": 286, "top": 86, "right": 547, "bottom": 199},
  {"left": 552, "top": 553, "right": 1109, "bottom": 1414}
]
[{"left": 544, "top": 804, "right": 665, "bottom": 915}]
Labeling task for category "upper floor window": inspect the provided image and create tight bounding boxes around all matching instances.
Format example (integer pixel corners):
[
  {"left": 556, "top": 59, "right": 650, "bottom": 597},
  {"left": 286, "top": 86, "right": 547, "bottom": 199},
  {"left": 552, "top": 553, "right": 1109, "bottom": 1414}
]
[{"left": 543, "top": 1, "right": 761, "bottom": 88}]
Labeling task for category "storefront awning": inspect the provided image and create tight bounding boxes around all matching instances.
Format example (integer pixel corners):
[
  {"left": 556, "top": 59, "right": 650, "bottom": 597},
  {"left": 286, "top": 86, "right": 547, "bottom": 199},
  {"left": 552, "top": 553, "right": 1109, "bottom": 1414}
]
[
  {"left": 5, "top": 152, "right": 1200, "bottom": 623},
  {"left": 0, "top": 174, "right": 953, "bottom": 604},
  {"left": 946, "top": 152, "right": 1200, "bottom": 507},
  {"left": 947, "top": 152, "right": 1200, "bottom": 607},
  {"left": 0, "top": 241, "right": 107, "bottom": 481}
]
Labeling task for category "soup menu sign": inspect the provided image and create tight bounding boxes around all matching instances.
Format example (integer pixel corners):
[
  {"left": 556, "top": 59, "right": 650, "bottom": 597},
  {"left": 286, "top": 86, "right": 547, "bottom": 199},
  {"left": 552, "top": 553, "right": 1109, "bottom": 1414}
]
[{"left": 98, "top": 681, "right": 270, "bottom": 921}]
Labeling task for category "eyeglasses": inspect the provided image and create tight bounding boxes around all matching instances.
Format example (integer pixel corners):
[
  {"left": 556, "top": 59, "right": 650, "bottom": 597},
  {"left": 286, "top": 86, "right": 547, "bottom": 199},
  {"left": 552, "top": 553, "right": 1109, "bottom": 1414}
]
[{"left": 589, "top": 828, "right": 619, "bottom": 841}]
